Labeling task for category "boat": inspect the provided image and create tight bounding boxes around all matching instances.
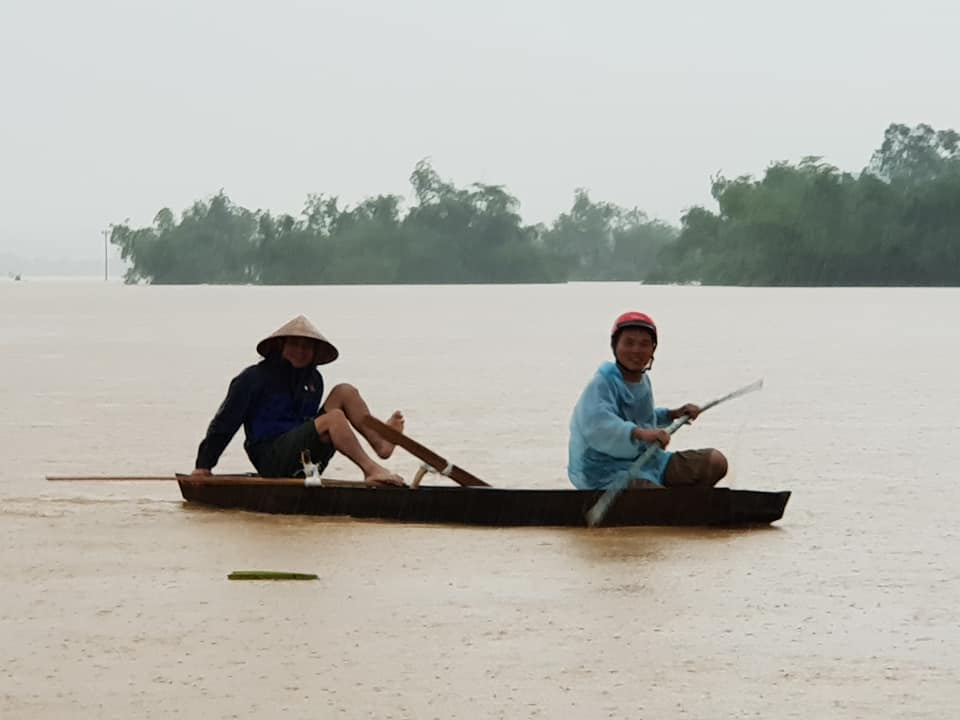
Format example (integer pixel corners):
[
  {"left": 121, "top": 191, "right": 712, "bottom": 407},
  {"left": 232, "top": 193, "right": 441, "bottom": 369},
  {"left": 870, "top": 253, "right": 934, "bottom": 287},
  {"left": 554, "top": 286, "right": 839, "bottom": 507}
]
[
  {"left": 176, "top": 475, "right": 790, "bottom": 527},
  {"left": 49, "top": 420, "right": 790, "bottom": 527}
]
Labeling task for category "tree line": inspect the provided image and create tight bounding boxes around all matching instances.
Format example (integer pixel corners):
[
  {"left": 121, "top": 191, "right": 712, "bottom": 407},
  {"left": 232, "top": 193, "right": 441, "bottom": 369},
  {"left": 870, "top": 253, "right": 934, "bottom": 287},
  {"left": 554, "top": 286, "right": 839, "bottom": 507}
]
[{"left": 111, "top": 123, "right": 960, "bottom": 286}]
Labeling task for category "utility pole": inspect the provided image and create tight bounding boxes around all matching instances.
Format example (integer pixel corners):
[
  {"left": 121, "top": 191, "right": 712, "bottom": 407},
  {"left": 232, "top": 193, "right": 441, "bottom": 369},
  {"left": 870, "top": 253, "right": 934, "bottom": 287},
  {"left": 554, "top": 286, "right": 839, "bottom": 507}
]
[{"left": 103, "top": 228, "right": 109, "bottom": 281}]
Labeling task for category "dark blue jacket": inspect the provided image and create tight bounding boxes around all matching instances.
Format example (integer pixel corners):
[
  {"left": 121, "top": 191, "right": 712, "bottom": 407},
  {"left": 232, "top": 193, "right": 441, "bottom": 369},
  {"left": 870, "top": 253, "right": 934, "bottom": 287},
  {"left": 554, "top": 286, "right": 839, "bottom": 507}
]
[{"left": 195, "top": 354, "right": 325, "bottom": 472}]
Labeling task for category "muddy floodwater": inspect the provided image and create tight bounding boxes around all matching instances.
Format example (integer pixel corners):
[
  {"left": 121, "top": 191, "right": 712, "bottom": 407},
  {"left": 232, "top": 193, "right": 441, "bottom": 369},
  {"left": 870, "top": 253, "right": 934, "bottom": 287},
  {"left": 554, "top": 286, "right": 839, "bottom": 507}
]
[{"left": 2, "top": 281, "right": 958, "bottom": 718}]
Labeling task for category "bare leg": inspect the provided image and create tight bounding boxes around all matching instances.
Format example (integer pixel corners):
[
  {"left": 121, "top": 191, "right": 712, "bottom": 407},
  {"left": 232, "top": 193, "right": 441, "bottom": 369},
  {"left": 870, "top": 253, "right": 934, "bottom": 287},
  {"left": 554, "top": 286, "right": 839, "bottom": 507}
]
[
  {"left": 324, "top": 383, "right": 404, "bottom": 458},
  {"left": 313, "top": 409, "right": 405, "bottom": 486}
]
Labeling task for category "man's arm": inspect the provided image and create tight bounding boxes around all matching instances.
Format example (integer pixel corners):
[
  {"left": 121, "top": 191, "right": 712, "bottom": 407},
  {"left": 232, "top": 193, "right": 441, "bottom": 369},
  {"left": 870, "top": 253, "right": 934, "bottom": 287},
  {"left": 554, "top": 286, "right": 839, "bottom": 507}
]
[
  {"left": 577, "top": 379, "right": 641, "bottom": 458},
  {"left": 194, "top": 368, "right": 257, "bottom": 471}
]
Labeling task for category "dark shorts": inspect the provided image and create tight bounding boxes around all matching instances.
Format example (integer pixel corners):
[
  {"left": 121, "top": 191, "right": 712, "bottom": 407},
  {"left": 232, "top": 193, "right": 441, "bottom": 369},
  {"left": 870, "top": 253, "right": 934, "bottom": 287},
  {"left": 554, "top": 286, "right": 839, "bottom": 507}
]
[
  {"left": 662, "top": 449, "right": 723, "bottom": 487},
  {"left": 255, "top": 419, "right": 336, "bottom": 478}
]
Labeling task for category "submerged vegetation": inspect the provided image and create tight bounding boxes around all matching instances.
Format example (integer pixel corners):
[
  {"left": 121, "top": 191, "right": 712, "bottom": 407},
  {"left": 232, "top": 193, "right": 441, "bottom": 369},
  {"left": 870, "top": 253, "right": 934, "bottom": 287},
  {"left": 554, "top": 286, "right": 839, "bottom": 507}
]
[{"left": 112, "top": 123, "right": 960, "bottom": 286}]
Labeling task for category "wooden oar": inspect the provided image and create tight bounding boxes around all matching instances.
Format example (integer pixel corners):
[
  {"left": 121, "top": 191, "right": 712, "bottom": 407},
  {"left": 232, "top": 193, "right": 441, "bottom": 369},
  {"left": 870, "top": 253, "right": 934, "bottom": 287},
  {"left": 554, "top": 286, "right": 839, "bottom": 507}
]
[
  {"left": 362, "top": 416, "right": 490, "bottom": 487},
  {"left": 47, "top": 474, "right": 369, "bottom": 487},
  {"left": 585, "top": 378, "right": 764, "bottom": 528},
  {"left": 48, "top": 476, "right": 182, "bottom": 482}
]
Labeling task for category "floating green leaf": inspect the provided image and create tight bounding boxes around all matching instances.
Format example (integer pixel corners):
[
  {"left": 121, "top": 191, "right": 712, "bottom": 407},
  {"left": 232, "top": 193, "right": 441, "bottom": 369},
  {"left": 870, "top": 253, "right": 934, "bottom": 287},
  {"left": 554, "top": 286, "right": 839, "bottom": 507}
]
[{"left": 228, "top": 570, "right": 318, "bottom": 581}]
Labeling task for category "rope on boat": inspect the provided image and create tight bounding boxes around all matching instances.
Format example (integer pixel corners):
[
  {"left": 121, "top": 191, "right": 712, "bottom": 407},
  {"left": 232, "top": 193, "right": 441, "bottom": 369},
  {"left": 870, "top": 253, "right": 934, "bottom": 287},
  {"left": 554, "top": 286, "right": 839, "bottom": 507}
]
[
  {"left": 411, "top": 461, "right": 454, "bottom": 488},
  {"left": 300, "top": 449, "right": 323, "bottom": 486}
]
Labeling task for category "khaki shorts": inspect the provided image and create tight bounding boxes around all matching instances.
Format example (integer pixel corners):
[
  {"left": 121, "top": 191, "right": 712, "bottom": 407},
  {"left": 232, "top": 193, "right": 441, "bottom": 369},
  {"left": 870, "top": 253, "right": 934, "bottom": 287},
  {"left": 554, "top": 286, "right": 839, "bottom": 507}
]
[{"left": 661, "top": 449, "right": 722, "bottom": 487}]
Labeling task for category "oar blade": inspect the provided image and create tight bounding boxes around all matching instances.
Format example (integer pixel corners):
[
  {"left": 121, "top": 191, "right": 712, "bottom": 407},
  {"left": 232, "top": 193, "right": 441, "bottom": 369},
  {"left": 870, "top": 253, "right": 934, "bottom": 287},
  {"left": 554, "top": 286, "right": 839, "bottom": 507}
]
[{"left": 585, "top": 491, "right": 619, "bottom": 527}]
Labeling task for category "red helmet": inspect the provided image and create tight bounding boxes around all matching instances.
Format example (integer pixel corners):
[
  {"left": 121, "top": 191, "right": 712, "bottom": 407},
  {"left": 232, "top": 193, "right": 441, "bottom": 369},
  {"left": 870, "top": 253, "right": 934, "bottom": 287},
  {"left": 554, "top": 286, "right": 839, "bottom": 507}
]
[{"left": 611, "top": 311, "right": 657, "bottom": 345}]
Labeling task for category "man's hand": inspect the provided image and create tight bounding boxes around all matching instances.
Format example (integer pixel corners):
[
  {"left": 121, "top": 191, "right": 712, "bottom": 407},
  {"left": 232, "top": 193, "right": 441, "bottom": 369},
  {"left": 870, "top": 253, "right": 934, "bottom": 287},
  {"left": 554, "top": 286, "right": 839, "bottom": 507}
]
[
  {"left": 672, "top": 403, "right": 701, "bottom": 421},
  {"left": 191, "top": 468, "right": 212, "bottom": 477},
  {"left": 633, "top": 427, "right": 671, "bottom": 448}
]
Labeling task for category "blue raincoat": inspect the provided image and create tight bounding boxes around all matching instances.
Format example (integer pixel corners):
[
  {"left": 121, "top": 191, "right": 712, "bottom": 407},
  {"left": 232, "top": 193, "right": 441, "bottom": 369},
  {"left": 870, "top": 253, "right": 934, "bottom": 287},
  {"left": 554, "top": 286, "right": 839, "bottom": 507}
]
[{"left": 568, "top": 362, "right": 673, "bottom": 489}]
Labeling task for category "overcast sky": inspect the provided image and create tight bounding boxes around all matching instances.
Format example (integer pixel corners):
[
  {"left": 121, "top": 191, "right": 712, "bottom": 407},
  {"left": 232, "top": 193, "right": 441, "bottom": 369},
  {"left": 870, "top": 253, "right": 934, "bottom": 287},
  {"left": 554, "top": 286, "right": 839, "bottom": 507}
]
[{"left": 1, "top": 0, "right": 956, "bottom": 270}]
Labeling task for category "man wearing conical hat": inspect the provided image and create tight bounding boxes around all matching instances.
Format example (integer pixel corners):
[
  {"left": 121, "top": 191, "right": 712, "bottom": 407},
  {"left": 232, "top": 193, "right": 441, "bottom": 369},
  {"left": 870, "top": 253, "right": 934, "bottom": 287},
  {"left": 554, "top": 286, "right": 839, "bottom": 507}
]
[{"left": 190, "top": 315, "right": 405, "bottom": 485}]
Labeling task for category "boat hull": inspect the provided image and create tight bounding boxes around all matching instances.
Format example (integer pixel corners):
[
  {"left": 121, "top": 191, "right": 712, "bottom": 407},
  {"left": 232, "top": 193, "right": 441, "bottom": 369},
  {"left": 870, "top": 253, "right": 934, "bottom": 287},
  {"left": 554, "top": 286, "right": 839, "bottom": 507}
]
[{"left": 177, "top": 480, "right": 790, "bottom": 527}]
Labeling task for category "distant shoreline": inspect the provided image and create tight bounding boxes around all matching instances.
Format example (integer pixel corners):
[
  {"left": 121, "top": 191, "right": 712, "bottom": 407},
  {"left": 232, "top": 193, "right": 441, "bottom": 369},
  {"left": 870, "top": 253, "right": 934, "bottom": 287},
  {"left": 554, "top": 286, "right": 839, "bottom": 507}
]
[{"left": 5, "top": 276, "right": 960, "bottom": 290}]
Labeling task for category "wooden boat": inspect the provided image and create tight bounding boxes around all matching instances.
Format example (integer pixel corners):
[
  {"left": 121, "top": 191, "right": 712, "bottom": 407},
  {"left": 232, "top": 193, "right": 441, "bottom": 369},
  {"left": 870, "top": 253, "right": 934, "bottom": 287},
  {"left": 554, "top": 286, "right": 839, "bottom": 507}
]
[
  {"left": 50, "top": 419, "right": 790, "bottom": 527},
  {"left": 176, "top": 475, "right": 790, "bottom": 527}
]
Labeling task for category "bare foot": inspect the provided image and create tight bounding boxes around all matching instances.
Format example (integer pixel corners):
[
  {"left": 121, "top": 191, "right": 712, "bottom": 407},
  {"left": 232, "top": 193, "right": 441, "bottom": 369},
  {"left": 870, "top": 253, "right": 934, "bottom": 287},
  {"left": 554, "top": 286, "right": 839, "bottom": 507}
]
[
  {"left": 372, "top": 410, "right": 404, "bottom": 459},
  {"left": 364, "top": 464, "right": 406, "bottom": 487}
]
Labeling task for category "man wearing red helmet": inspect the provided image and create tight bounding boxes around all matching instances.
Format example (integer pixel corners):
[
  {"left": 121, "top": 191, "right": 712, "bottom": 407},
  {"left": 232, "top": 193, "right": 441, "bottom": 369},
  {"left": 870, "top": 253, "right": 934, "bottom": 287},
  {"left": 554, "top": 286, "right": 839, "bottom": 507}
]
[{"left": 567, "top": 311, "right": 728, "bottom": 489}]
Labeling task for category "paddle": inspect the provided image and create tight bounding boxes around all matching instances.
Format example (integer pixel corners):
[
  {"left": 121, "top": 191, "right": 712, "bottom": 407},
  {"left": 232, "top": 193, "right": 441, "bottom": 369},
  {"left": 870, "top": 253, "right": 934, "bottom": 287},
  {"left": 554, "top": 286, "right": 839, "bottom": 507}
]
[
  {"left": 585, "top": 378, "right": 764, "bottom": 528},
  {"left": 362, "top": 416, "right": 490, "bottom": 487},
  {"left": 47, "top": 474, "right": 369, "bottom": 487}
]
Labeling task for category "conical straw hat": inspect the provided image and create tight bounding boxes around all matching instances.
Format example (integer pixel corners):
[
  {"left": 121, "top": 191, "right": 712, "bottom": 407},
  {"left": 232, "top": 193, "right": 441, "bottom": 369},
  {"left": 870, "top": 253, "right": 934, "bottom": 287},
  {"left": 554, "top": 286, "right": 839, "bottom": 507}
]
[{"left": 256, "top": 315, "right": 339, "bottom": 366}]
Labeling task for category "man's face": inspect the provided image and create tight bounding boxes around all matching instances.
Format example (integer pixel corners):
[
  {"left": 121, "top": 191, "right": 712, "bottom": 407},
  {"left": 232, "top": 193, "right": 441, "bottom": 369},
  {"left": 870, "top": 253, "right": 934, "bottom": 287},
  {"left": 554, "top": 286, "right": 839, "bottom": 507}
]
[
  {"left": 614, "top": 327, "right": 656, "bottom": 373},
  {"left": 281, "top": 337, "right": 316, "bottom": 369}
]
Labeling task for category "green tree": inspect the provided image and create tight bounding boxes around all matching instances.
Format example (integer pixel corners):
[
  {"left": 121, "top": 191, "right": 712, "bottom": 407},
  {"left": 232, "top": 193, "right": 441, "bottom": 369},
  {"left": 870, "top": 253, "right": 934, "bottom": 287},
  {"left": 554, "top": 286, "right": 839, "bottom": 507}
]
[{"left": 869, "top": 123, "right": 960, "bottom": 185}]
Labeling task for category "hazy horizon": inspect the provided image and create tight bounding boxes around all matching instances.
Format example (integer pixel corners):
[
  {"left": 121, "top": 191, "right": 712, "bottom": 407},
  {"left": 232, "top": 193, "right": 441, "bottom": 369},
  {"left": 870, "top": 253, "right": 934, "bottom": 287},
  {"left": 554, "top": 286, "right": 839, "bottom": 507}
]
[{"left": 2, "top": 0, "right": 957, "bottom": 272}]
